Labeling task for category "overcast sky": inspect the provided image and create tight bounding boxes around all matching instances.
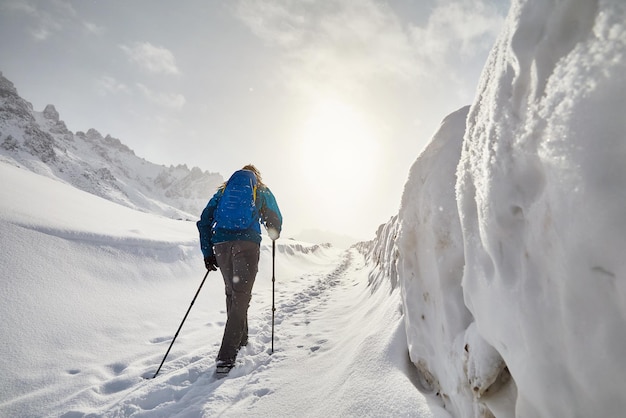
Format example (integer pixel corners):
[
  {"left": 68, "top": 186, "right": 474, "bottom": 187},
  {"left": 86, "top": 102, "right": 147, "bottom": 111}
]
[{"left": 0, "top": 0, "right": 507, "bottom": 241}]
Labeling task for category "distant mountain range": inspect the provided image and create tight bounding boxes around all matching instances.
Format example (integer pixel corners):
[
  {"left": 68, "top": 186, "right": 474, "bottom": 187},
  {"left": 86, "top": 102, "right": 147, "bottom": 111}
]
[{"left": 0, "top": 71, "right": 223, "bottom": 220}]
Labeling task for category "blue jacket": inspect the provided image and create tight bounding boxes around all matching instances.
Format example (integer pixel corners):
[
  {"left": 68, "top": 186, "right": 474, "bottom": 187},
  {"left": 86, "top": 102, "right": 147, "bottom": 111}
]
[{"left": 197, "top": 185, "right": 282, "bottom": 258}]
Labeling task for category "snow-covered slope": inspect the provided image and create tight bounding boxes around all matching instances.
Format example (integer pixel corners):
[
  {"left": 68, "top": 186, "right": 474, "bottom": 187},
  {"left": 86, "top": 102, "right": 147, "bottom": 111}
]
[
  {"left": 0, "top": 162, "right": 202, "bottom": 417},
  {"left": 366, "top": 1, "right": 626, "bottom": 417},
  {"left": 0, "top": 161, "right": 448, "bottom": 417},
  {"left": 0, "top": 72, "right": 223, "bottom": 220}
]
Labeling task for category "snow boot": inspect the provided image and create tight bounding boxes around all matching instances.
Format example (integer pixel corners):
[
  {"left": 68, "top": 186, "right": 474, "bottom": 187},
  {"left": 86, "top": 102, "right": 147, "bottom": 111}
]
[{"left": 215, "top": 359, "right": 234, "bottom": 377}]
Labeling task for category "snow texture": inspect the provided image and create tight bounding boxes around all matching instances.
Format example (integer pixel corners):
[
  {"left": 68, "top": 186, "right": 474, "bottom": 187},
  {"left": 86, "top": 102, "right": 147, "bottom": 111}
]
[
  {"left": 458, "top": 1, "right": 626, "bottom": 416},
  {"left": 366, "top": 0, "right": 626, "bottom": 416},
  {"left": 2, "top": 0, "right": 626, "bottom": 416}
]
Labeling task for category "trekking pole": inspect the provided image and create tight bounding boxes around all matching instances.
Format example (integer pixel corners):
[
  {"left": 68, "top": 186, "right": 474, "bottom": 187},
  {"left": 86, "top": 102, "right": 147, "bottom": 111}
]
[
  {"left": 152, "top": 270, "right": 210, "bottom": 379},
  {"left": 271, "top": 239, "right": 276, "bottom": 354}
]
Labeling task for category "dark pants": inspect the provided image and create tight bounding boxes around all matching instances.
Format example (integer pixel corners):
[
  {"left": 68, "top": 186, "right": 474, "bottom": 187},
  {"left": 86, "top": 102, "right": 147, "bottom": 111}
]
[{"left": 214, "top": 240, "right": 260, "bottom": 363}]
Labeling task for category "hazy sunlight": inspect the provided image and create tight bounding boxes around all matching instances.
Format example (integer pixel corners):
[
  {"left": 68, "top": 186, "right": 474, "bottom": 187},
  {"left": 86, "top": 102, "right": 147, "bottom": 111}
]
[{"left": 298, "top": 99, "right": 380, "bottom": 204}]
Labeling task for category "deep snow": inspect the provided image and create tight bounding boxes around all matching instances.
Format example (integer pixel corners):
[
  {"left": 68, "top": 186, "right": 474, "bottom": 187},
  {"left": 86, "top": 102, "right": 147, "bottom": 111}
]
[
  {"left": 458, "top": 1, "right": 626, "bottom": 416},
  {"left": 368, "top": 0, "right": 626, "bottom": 417},
  {"left": 0, "top": 161, "right": 447, "bottom": 417}
]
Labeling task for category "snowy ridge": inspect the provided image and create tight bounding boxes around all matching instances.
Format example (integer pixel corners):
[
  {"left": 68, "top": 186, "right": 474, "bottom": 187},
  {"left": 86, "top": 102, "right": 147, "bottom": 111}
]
[
  {"left": 365, "top": 1, "right": 626, "bottom": 417},
  {"left": 0, "top": 71, "right": 223, "bottom": 220}
]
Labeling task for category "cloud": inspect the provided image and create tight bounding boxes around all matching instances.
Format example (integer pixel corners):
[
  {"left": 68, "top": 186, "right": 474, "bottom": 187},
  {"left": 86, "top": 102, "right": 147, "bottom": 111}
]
[
  {"left": 235, "top": 0, "right": 417, "bottom": 90},
  {"left": 120, "top": 42, "right": 181, "bottom": 75},
  {"left": 83, "top": 21, "right": 104, "bottom": 36},
  {"left": 411, "top": 0, "right": 504, "bottom": 62},
  {"left": 2, "top": 0, "right": 100, "bottom": 41},
  {"left": 234, "top": 0, "right": 504, "bottom": 99},
  {"left": 95, "top": 76, "right": 130, "bottom": 96},
  {"left": 136, "top": 83, "right": 186, "bottom": 109},
  {"left": 235, "top": 1, "right": 308, "bottom": 48}
]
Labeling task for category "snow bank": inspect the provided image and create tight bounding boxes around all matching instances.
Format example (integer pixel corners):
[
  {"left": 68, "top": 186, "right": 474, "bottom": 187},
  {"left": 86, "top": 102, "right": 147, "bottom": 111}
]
[
  {"left": 371, "top": 0, "right": 626, "bottom": 417},
  {"left": 357, "top": 215, "right": 400, "bottom": 291},
  {"left": 457, "top": 0, "right": 626, "bottom": 416},
  {"left": 397, "top": 106, "right": 500, "bottom": 418}
]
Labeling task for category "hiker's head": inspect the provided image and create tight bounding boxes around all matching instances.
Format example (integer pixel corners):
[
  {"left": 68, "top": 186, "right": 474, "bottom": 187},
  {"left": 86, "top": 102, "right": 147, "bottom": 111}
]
[{"left": 242, "top": 164, "right": 263, "bottom": 185}]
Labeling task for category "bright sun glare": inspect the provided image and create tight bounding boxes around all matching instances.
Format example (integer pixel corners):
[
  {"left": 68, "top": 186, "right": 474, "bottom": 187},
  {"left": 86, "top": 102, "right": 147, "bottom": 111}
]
[{"left": 298, "top": 99, "right": 380, "bottom": 200}]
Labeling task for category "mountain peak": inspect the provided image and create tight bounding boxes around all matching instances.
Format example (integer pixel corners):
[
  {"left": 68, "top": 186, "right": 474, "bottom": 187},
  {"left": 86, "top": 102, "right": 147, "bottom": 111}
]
[
  {"left": 43, "top": 105, "right": 59, "bottom": 122},
  {"left": 0, "top": 72, "right": 18, "bottom": 97},
  {"left": 86, "top": 128, "right": 103, "bottom": 141},
  {"left": 0, "top": 73, "right": 224, "bottom": 220}
]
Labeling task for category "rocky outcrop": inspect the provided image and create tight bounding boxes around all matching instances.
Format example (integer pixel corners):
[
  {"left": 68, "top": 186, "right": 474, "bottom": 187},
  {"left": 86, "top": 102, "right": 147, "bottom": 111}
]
[{"left": 0, "top": 72, "right": 223, "bottom": 220}]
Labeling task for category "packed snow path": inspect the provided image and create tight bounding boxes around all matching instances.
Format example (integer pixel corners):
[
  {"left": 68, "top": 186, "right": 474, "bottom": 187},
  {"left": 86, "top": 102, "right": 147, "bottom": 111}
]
[{"left": 94, "top": 248, "right": 445, "bottom": 417}]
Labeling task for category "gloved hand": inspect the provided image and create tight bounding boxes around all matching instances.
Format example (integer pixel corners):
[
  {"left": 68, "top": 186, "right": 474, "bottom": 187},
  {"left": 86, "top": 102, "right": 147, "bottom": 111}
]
[
  {"left": 267, "top": 226, "right": 280, "bottom": 241},
  {"left": 204, "top": 255, "right": 218, "bottom": 271}
]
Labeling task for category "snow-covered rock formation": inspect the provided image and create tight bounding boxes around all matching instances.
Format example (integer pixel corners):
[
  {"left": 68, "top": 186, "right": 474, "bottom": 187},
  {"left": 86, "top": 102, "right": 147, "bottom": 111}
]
[
  {"left": 367, "top": 0, "right": 626, "bottom": 416},
  {"left": 0, "top": 72, "right": 222, "bottom": 219}
]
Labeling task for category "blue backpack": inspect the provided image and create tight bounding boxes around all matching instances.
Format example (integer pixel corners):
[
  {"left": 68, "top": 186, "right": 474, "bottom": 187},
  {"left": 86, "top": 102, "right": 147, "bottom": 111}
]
[{"left": 214, "top": 169, "right": 258, "bottom": 231}]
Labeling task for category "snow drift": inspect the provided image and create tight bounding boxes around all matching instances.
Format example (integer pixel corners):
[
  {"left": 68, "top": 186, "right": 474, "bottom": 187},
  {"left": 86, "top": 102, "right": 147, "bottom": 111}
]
[
  {"left": 366, "top": 0, "right": 626, "bottom": 417},
  {"left": 458, "top": 0, "right": 626, "bottom": 416}
]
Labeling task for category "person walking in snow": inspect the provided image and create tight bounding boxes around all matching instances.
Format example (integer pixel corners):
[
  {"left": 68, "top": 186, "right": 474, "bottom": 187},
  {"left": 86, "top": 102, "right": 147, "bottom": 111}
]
[{"left": 197, "top": 164, "right": 282, "bottom": 375}]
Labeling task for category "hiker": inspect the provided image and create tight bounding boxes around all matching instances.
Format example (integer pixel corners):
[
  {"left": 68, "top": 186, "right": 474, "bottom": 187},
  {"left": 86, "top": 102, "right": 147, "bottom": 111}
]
[{"left": 197, "top": 164, "right": 282, "bottom": 374}]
